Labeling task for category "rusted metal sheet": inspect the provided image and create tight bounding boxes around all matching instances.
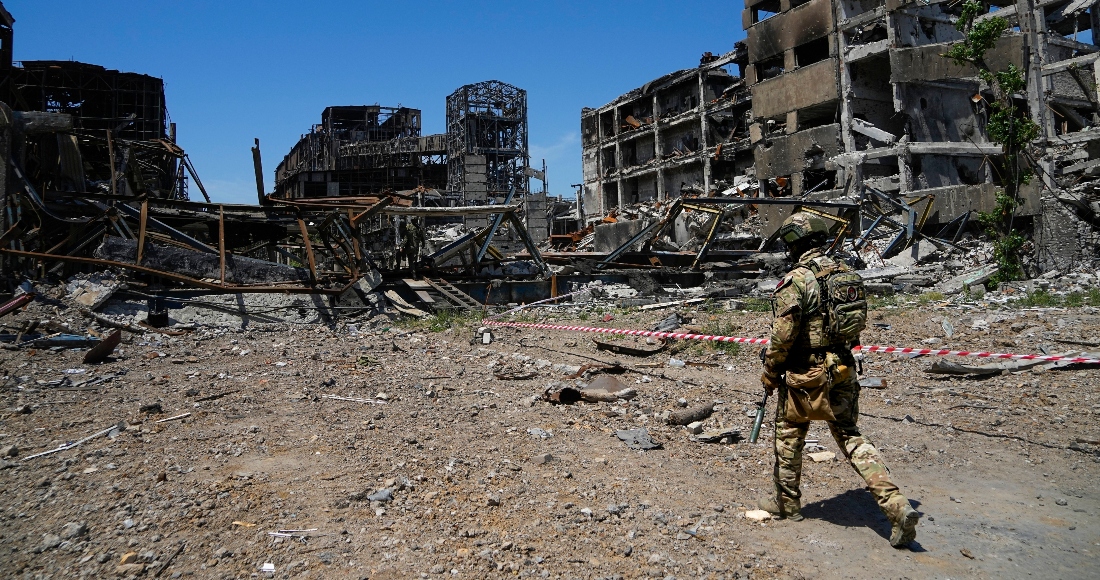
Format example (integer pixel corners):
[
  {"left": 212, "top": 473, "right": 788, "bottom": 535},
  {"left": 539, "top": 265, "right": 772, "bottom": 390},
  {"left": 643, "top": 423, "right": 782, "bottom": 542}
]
[{"left": 83, "top": 329, "right": 121, "bottom": 364}]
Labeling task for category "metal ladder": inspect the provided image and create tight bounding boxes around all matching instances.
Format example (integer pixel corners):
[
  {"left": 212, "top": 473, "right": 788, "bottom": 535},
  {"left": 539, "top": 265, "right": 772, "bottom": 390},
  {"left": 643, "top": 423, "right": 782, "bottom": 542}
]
[{"left": 427, "top": 279, "right": 483, "bottom": 311}]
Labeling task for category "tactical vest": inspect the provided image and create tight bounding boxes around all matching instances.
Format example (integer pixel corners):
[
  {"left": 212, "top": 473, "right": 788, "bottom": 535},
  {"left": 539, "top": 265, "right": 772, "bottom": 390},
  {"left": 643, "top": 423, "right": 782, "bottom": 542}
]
[{"left": 798, "top": 255, "right": 867, "bottom": 349}]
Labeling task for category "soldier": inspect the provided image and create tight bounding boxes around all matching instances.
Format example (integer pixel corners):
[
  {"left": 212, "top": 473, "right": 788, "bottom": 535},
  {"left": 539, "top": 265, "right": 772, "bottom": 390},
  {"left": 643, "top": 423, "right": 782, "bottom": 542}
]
[
  {"left": 758, "top": 212, "right": 920, "bottom": 548},
  {"left": 400, "top": 217, "right": 423, "bottom": 278}
]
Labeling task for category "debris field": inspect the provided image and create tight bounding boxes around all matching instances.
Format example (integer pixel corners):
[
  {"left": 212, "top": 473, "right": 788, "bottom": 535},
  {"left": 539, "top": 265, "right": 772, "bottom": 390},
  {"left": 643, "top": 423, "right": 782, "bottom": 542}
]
[
  {"left": 1, "top": 289, "right": 1098, "bottom": 580},
  {"left": 2, "top": 0, "right": 1100, "bottom": 578}
]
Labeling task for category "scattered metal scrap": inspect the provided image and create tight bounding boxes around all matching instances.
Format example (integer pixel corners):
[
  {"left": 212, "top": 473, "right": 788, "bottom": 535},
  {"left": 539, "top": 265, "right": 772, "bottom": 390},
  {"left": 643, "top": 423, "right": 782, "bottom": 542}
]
[
  {"left": 594, "top": 337, "right": 667, "bottom": 357},
  {"left": 615, "top": 428, "right": 662, "bottom": 451},
  {"left": 667, "top": 402, "right": 715, "bottom": 426},
  {"left": 82, "top": 329, "right": 120, "bottom": 364}
]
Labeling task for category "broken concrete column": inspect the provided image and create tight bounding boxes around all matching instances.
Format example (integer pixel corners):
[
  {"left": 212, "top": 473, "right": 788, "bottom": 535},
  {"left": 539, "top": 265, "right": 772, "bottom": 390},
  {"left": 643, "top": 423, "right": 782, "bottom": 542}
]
[
  {"left": 1036, "top": 197, "right": 1098, "bottom": 272},
  {"left": 593, "top": 219, "right": 648, "bottom": 253}
]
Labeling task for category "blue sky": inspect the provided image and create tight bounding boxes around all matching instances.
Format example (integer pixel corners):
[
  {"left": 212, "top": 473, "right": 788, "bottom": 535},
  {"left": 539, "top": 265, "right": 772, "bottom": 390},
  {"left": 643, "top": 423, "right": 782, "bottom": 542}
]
[{"left": 7, "top": 1, "right": 746, "bottom": 204}]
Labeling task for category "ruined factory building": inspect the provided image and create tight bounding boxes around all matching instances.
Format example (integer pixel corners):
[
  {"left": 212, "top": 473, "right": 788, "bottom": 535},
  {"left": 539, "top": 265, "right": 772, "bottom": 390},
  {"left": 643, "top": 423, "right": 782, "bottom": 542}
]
[
  {"left": 1, "top": 2, "right": 1100, "bottom": 579},
  {"left": 273, "top": 81, "right": 549, "bottom": 240},
  {"left": 579, "top": 0, "right": 1100, "bottom": 270},
  {"left": 0, "top": 0, "right": 556, "bottom": 300}
]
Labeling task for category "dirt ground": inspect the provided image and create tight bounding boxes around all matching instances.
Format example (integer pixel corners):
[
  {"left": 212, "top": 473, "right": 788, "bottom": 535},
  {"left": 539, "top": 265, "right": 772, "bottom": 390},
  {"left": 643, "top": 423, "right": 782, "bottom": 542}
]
[{"left": 1, "top": 295, "right": 1098, "bottom": 580}]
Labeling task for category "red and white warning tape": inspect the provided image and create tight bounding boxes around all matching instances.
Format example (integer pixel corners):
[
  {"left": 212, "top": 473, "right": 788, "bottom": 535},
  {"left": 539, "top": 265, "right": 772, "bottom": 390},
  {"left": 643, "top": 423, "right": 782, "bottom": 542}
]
[
  {"left": 851, "top": 344, "right": 1100, "bottom": 364},
  {"left": 482, "top": 319, "right": 1100, "bottom": 365}
]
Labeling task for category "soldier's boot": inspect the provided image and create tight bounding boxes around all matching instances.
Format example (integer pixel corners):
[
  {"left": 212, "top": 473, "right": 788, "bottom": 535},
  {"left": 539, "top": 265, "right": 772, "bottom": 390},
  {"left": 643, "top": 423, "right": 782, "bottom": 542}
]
[
  {"left": 888, "top": 502, "right": 920, "bottom": 548},
  {"left": 756, "top": 495, "right": 804, "bottom": 521}
]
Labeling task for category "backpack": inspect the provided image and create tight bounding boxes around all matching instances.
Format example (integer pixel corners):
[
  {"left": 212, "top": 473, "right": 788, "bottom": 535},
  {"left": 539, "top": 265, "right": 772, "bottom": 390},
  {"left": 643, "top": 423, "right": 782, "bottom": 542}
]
[{"left": 811, "top": 263, "right": 867, "bottom": 344}]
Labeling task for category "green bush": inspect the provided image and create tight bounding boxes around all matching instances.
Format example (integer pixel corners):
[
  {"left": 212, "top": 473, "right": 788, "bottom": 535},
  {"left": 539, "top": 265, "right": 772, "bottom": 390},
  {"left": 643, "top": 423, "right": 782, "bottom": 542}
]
[
  {"left": 917, "top": 291, "right": 946, "bottom": 305},
  {"left": 948, "top": 0, "right": 1038, "bottom": 288},
  {"left": 423, "top": 308, "right": 481, "bottom": 332},
  {"left": 740, "top": 298, "right": 773, "bottom": 312},
  {"left": 1010, "top": 288, "right": 1100, "bottom": 308},
  {"left": 1017, "top": 289, "right": 1057, "bottom": 307}
]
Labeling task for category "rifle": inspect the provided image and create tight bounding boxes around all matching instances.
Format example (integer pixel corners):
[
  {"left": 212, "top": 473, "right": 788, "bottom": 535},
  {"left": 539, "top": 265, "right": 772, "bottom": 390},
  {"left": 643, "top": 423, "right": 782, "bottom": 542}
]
[
  {"left": 749, "top": 388, "right": 770, "bottom": 444},
  {"left": 750, "top": 347, "right": 772, "bottom": 444}
]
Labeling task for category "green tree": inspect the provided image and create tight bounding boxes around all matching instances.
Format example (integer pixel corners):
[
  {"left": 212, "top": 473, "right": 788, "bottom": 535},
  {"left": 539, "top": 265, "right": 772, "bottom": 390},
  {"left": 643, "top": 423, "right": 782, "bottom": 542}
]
[{"left": 946, "top": 0, "right": 1039, "bottom": 286}]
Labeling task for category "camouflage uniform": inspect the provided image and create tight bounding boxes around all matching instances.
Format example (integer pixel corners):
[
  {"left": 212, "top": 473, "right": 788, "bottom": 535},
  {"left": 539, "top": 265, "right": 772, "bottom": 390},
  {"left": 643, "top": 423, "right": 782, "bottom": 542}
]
[
  {"left": 763, "top": 246, "right": 917, "bottom": 542},
  {"left": 401, "top": 219, "right": 423, "bottom": 277}
]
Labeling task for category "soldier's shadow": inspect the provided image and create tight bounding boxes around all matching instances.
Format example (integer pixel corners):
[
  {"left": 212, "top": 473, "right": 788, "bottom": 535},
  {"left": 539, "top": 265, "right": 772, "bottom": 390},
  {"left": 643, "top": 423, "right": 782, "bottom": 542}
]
[{"left": 801, "top": 489, "right": 926, "bottom": 551}]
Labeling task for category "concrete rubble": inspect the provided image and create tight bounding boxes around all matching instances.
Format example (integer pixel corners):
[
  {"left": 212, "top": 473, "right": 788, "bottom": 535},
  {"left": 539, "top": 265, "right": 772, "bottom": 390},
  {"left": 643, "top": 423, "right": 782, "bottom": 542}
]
[
  {"left": 1, "top": 1, "right": 1100, "bottom": 579},
  {"left": 0, "top": 214, "right": 1099, "bottom": 580},
  {"left": 1, "top": 1, "right": 1098, "bottom": 312},
  {"left": 559, "top": 0, "right": 1100, "bottom": 297}
]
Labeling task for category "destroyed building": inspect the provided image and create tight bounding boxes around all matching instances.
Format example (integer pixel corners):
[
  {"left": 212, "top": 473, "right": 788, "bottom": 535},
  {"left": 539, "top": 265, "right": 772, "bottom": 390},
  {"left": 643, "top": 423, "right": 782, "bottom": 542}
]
[
  {"left": 0, "top": 2, "right": 548, "bottom": 307},
  {"left": 447, "top": 81, "right": 544, "bottom": 235},
  {"left": 579, "top": 0, "right": 1100, "bottom": 274},
  {"left": 0, "top": 4, "right": 196, "bottom": 201},
  {"left": 580, "top": 47, "right": 753, "bottom": 219},
  {"left": 2, "top": 0, "right": 1099, "bottom": 319},
  {"left": 273, "top": 106, "right": 447, "bottom": 199},
  {"left": 274, "top": 80, "right": 548, "bottom": 242},
  {"left": 1, "top": 59, "right": 192, "bottom": 201}
]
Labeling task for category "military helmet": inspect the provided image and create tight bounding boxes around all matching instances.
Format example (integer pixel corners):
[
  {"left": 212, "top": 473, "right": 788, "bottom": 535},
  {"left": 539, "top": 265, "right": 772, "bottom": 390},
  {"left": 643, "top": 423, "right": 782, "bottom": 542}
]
[{"left": 778, "top": 212, "right": 829, "bottom": 247}]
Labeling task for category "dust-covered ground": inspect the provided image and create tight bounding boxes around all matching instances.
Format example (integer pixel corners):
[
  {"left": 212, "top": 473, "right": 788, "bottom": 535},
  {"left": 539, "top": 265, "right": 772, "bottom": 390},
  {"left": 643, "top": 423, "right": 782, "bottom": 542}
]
[{"left": 1, "top": 295, "right": 1098, "bottom": 580}]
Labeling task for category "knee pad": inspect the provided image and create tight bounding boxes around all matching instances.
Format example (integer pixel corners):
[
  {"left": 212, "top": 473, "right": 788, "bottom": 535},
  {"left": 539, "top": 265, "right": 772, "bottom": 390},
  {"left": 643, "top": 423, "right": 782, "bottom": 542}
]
[{"left": 849, "top": 441, "right": 878, "bottom": 461}]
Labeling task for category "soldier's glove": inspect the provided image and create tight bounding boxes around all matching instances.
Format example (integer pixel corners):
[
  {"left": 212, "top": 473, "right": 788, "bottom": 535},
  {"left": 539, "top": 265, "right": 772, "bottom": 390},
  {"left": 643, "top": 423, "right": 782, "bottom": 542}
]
[{"left": 761, "top": 371, "right": 782, "bottom": 394}]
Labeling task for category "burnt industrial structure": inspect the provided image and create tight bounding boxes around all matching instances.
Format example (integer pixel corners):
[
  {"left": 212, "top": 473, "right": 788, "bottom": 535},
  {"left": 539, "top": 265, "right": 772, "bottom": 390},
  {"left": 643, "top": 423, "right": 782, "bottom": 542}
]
[
  {"left": 0, "top": 2, "right": 547, "bottom": 306},
  {"left": 273, "top": 80, "right": 548, "bottom": 241},
  {"left": 446, "top": 81, "right": 535, "bottom": 230},
  {"left": 581, "top": 0, "right": 1100, "bottom": 270},
  {"left": 5, "top": 60, "right": 167, "bottom": 143},
  {"left": 273, "top": 106, "right": 447, "bottom": 199},
  {"left": 0, "top": 4, "right": 204, "bottom": 202},
  {"left": 580, "top": 48, "right": 753, "bottom": 218}
]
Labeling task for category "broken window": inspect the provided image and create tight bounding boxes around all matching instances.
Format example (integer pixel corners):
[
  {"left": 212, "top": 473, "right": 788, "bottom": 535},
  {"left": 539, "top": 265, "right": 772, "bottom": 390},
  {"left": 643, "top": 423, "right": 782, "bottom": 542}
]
[
  {"left": 794, "top": 36, "right": 831, "bottom": 67},
  {"left": 1050, "top": 101, "right": 1093, "bottom": 135},
  {"left": 847, "top": 20, "right": 888, "bottom": 45},
  {"left": 796, "top": 102, "right": 840, "bottom": 131},
  {"left": 755, "top": 54, "right": 785, "bottom": 81},
  {"left": 1048, "top": 64, "right": 1099, "bottom": 134},
  {"left": 601, "top": 147, "right": 616, "bottom": 174},
  {"left": 752, "top": 0, "right": 781, "bottom": 24},
  {"left": 634, "top": 136, "right": 656, "bottom": 166},
  {"left": 662, "top": 130, "right": 699, "bottom": 158},
  {"left": 582, "top": 114, "right": 599, "bottom": 146},
  {"left": 623, "top": 99, "right": 653, "bottom": 126},
  {"left": 600, "top": 110, "right": 615, "bottom": 138},
  {"left": 954, "top": 157, "right": 986, "bottom": 185},
  {"left": 659, "top": 84, "right": 698, "bottom": 117},
  {"left": 622, "top": 141, "right": 637, "bottom": 168},
  {"left": 863, "top": 158, "right": 901, "bottom": 189},
  {"left": 704, "top": 68, "right": 737, "bottom": 101},
  {"left": 303, "top": 181, "right": 327, "bottom": 197},
  {"left": 603, "top": 182, "right": 619, "bottom": 211},
  {"left": 707, "top": 110, "right": 745, "bottom": 145}
]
